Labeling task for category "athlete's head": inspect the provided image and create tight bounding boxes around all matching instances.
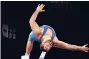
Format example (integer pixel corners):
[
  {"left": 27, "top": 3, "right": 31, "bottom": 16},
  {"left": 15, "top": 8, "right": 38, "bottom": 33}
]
[{"left": 40, "top": 35, "right": 53, "bottom": 52}]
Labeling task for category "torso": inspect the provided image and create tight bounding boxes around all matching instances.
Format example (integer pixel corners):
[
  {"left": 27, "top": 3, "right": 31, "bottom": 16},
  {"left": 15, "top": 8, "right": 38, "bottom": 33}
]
[{"left": 36, "top": 27, "right": 52, "bottom": 40}]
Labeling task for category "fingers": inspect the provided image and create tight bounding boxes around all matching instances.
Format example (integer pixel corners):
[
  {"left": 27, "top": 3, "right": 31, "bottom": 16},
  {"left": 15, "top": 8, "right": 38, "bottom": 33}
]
[
  {"left": 40, "top": 4, "right": 45, "bottom": 9},
  {"left": 38, "top": 4, "right": 45, "bottom": 8},
  {"left": 37, "top": 4, "right": 45, "bottom": 12},
  {"left": 41, "top": 10, "right": 45, "bottom": 12},
  {"left": 41, "top": 4, "right": 45, "bottom": 8},
  {"left": 83, "top": 47, "right": 89, "bottom": 52},
  {"left": 83, "top": 44, "right": 88, "bottom": 47},
  {"left": 86, "top": 47, "right": 89, "bottom": 50},
  {"left": 38, "top": 4, "right": 40, "bottom": 6},
  {"left": 84, "top": 51, "right": 88, "bottom": 52},
  {"left": 81, "top": 44, "right": 89, "bottom": 52},
  {"left": 84, "top": 48, "right": 89, "bottom": 52}
]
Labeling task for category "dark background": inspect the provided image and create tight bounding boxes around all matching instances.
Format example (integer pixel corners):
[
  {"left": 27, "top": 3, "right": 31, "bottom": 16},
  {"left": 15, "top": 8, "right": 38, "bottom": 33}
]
[{"left": 1, "top": 1, "right": 89, "bottom": 59}]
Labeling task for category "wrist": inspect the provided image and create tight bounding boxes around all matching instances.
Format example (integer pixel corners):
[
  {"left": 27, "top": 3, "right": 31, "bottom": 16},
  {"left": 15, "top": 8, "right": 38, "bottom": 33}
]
[
  {"left": 70, "top": 45, "right": 82, "bottom": 51},
  {"left": 35, "top": 10, "right": 40, "bottom": 13}
]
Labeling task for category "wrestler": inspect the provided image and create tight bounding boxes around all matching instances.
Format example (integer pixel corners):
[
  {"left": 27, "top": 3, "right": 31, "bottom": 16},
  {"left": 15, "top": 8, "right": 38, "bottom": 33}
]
[{"left": 21, "top": 4, "right": 89, "bottom": 59}]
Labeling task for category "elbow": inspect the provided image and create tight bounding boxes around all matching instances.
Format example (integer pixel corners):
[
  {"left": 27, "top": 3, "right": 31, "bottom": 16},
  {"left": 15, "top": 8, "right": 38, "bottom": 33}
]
[
  {"left": 29, "top": 19, "right": 32, "bottom": 24},
  {"left": 29, "top": 19, "right": 35, "bottom": 24}
]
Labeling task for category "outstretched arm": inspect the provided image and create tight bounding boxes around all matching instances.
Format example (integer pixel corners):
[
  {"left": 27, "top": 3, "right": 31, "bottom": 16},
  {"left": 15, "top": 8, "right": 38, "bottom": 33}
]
[
  {"left": 29, "top": 4, "right": 45, "bottom": 35},
  {"left": 53, "top": 36, "right": 89, "bottom": 52}
]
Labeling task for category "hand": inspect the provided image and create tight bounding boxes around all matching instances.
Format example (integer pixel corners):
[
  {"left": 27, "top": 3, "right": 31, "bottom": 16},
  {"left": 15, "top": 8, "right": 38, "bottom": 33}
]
[
  {"left": 36, "top": 4, "right": 45, "bottom": 13},
  {"left": 80, "top": 44, "right": 89, "bottom": 52}
]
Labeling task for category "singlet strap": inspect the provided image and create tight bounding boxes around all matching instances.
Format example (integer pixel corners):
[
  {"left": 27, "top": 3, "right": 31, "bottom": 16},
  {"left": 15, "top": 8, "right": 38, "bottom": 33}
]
[
  {"left": 40, "top": 25, "right": 48, "bottom": 40},
  {"left": 48, "top": 26, "right": 56, "bottom": 40}
]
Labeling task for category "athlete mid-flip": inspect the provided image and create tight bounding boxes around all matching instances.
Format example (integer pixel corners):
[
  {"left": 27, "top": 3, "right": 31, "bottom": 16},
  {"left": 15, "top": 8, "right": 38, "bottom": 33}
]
[{"left": 21, "top": 4, "right": 89, "bottom": 59}]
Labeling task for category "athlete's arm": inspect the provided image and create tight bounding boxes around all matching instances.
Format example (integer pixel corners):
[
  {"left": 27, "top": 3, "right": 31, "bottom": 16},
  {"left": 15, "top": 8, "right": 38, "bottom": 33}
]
[
  {"left": 21, "top": 37, "right": 33, "bottom": 59},
  {"left": 53, "top": 36, "right": 89, "bottom": 52},
  {"left": 25, "top": 39, "right": 33, "bottom": 55},
  {"left": 29, "top": 4, "right": 45, "bottom": 35}
]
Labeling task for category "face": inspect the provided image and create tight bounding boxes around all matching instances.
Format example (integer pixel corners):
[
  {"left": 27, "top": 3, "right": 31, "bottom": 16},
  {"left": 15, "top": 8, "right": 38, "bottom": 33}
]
[{"left": 41, "top": 40, "right": 53, "bottom": 51}]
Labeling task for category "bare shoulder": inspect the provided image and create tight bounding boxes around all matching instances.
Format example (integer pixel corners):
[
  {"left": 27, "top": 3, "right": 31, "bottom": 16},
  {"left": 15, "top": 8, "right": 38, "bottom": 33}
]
[
  {"left": 53, "top": 36, "right": 59, "bottom": 42},
  {"left": 52, "top": 36, "right": 62, "bottom": 48},
  {"left": 52, "top": 36, "right": 61, "bottom": 44}
]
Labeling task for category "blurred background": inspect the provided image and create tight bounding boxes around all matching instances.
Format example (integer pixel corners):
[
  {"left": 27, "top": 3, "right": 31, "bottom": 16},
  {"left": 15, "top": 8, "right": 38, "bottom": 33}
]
[{"left": 1, "top": 1, "right": 89, "bottom": 59}]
